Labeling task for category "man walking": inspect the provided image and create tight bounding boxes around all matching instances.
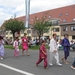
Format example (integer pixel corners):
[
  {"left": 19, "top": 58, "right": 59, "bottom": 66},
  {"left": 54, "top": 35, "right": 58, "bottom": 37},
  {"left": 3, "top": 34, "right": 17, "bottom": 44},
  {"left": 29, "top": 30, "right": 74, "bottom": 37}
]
[
  {"left": 49, "top": 33, "right": 62, "bottom": 66},
  {"left": 61, "top": 34, "right": 70, "bottom": 64}
]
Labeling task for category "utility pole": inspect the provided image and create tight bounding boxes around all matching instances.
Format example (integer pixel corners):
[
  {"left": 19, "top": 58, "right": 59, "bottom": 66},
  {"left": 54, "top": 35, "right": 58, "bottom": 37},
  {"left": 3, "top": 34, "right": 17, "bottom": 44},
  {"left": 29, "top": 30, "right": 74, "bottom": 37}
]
[{"left": 25, "top": 0, "right": 30, "bottom": 37}]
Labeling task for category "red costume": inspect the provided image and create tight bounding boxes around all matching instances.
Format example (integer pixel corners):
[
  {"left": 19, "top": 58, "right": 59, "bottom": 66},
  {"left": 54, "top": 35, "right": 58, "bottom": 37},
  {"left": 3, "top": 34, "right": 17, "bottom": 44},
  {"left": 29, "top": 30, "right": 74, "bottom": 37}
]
[{"left": 36, "top": 44, "right": 47, "bottom": 68}]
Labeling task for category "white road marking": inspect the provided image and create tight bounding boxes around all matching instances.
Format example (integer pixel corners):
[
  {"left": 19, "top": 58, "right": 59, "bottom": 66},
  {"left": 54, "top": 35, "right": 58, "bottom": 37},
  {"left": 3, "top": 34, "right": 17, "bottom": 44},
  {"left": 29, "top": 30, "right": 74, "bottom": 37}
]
[{"left": 0, "top": 63, "right": 35, "bottom": 75}]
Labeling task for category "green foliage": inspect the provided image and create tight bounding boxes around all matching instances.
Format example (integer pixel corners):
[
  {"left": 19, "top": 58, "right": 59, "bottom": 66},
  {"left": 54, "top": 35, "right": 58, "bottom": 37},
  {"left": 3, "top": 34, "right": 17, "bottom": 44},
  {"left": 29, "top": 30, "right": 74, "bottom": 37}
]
[
  {"left": 4, "top": 19, "right": 25, "bottom": 33},
  {"left": 3, "top": 19, "right": 25, "bottom": 38},
  {"left": 4, "top": 45, "right": 49, "bottom": 50},
  {"left": 33, "top": 16, "right": 52, "bottom": 37}
]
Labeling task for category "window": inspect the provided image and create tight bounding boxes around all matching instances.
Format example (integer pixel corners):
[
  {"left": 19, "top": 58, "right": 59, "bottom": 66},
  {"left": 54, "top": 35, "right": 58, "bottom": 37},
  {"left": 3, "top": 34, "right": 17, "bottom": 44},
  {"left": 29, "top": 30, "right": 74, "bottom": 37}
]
[
  {"left": 21, "top": 31, "right": 24, "bottom": 34},
  {"left": 32, "top": 29, "right": 35, "bottom": 33},
  {"left": 63, "top": 27, "right": 68, "bottom": 31},
  {"left": 66, "top": 12, "right": 69, "bottom": 16},
  {"left": 72, "top": 36, "right": 75, "bottom": 39},
  {"left": 71, "top": 26, "right": 75, "bottom": 31},
  {"left": 58, "top": 20, "right": 60, "bottom": 24},
  {"left": 73, "top": 18, "right": 75, "bottom": 21},
  {"left": 59, "top": 13, "right": 63, "bottom": 17},
  {"left": 53, "top": 28, "right": 59, "bottom": 32},
  {"left": 57, "top": 35, "right": 60, "bottom": 39},
  {"left": 6, "top": 32, "right": 8, "bottom": 35},
  {"left": 31, "top": 19, "right": 33, "bottom": 21},
  {"left": 37, "top": 18, "right": 39, "bottom": 20},
  {"left": 10, "top": 32, "right": 12, "bottom": 34},
  {"left": 63, "top": 19, "right": 66, "bottom": 23},
  {"left": 53, "top": 21, "right": 59, "bottom": 25},
  {"left": 27, "top": 30, "right": 31, "bottom": 33},
  {"left": 48, "top": 15, "right": 51, "bottom": 18},
  {"left": 28, "top": 25, "right": 32, "bottom": 28},
  {"left": 10, "top": 37, "right": 12, "bottom": 39}
]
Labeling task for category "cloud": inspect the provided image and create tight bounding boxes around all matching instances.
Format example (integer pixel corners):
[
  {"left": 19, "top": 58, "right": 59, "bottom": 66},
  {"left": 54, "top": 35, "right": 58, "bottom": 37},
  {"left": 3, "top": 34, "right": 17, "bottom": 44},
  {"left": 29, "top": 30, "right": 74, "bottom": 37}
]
[
  {"left": 30, "top": 0, "right": 75, "bottom": 13},
  {"left": 0, "top": 0, "right": 75, "bottom": 26}
]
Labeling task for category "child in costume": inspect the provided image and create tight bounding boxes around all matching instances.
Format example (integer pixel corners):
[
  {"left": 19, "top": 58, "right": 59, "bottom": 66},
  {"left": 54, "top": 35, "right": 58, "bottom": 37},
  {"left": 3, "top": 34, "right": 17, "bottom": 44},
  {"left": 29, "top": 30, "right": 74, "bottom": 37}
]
[
  {"left": 13, "top": 37, "right": 19, "bottom": 57},
  {"left": 36, "top": 40, "right": 48, "bottom": 69}
]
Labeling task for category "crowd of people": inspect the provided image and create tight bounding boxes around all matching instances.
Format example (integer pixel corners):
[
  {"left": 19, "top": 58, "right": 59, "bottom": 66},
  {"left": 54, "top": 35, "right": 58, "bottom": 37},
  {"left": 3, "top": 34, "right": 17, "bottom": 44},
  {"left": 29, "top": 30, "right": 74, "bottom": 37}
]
[{"left": 0, "top": 33, "right": 75, "bottom": 70}]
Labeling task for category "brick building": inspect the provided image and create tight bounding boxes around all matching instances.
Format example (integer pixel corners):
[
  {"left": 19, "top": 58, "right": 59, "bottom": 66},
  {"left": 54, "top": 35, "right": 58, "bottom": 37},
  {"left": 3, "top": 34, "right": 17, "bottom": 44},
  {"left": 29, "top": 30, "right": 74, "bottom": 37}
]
[{"left": 2, "top": 4, "right": 75, "bottom": 41}]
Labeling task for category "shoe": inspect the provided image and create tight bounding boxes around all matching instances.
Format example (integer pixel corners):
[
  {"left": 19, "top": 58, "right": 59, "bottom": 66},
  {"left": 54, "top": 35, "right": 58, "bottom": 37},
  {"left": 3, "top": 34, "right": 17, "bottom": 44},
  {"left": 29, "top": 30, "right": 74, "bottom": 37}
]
[
  {"left": 71, "top": 66, "right": 75, "bottom": 69},
  {"left": 1, "top": 58, "right": 3, "bottom": 59},
  {"left": 49, "top": 63, "right": 53, "bottom": 66},
  {"left": 65, "top": 61, "right": 69, "bottom": 64},
  {"left": 36, "top": 64, "right": 38, "bottom": 67},
  {"left": 61, "top": 58, "right": 64, "bottom": 60},
  {"left": 57, "top": 63, "right": 62, "bottom": 66},
  {"left": 44, "top": 67, "right": 48, "bottom": 69},
  {"left": 27, "top": 54, "right": 30, "bottom": 56}
]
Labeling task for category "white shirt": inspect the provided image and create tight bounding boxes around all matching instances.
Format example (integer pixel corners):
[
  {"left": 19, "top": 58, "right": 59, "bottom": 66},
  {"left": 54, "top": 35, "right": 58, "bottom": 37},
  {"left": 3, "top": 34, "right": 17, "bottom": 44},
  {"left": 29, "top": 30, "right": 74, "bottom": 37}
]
[{"left": 49, "top": 38, "right": 58, "bottom": 52}]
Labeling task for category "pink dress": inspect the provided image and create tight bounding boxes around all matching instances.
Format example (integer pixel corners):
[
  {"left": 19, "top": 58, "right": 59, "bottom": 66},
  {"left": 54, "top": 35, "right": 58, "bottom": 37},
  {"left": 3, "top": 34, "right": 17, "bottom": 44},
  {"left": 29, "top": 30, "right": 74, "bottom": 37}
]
[
  {"left": 13, "top": 40, "right": 19, "bottom": 57},
  {"left": 22, "top": 37, "right": 28, "bottom": 50}
]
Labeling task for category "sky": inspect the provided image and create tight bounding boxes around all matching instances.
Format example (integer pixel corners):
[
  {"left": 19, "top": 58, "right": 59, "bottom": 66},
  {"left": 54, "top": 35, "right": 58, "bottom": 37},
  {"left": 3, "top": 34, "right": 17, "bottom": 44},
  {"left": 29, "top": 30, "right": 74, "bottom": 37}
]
[{"left": 0, "top": 0, "right": 75, "bottom": 26}]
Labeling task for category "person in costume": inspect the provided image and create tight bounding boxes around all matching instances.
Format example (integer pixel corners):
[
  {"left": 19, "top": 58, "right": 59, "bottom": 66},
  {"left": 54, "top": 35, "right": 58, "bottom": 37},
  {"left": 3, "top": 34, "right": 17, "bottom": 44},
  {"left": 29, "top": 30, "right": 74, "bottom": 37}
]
[
  {"left": 22, "top": 33, "right": 30, "bottom": 56},
  {"left": 36, "top": 40, "right": 48, "bottom": 69},
  {"left": 61, "top": 34, "right": 70, "bottom": 64},
  {"left": 13, "top": 37, "right": 19, "bottom": 57},
  {"left": 49, "top": 33, "right": 62, "bottom": 66}
]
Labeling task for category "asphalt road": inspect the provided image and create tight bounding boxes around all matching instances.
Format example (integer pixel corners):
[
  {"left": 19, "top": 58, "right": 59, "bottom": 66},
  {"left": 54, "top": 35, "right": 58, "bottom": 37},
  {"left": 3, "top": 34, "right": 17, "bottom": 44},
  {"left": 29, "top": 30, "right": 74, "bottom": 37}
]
[{"left": 0, "top": 49, "right": 75, "bottom": 75}]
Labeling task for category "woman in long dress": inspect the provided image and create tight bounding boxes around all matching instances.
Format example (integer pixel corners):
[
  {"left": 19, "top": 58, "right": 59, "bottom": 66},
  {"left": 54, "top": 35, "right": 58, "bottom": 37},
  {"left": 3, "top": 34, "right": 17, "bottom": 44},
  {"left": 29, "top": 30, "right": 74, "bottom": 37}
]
[{"left": 0, "top": 36, "right": 4, "bottom": 59}]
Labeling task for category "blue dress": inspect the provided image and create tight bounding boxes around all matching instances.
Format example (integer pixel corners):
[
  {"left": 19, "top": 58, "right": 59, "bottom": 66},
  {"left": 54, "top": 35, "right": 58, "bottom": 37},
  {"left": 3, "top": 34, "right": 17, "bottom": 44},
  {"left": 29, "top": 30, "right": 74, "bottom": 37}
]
[{"left": 61, "top": 38, "right": 70, "bottom": 60}]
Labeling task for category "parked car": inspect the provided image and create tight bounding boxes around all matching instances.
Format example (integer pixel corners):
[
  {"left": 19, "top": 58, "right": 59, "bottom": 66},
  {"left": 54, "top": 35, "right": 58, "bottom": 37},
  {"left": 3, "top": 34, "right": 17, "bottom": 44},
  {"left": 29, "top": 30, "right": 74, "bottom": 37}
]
[{"left": 70, "top": 44, "right": 75, "bottom": 52}]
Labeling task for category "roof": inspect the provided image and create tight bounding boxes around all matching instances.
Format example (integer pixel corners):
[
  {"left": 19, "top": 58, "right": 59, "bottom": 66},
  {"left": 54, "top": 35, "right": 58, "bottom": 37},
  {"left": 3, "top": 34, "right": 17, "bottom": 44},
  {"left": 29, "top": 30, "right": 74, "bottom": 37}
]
[
  {"left": 17, "top": 4, "right": 75, "bottom": 25},
  {"left": 2, "top": 4, "right": 75, "bottom": 27},
  {"left": 59, "top": 22, "right": 75, "bottom": 26}
]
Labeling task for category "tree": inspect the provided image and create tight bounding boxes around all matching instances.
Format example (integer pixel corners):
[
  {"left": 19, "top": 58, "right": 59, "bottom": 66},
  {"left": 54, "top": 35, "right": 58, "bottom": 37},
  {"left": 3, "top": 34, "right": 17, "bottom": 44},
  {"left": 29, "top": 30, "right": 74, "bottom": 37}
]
[
  {"left": 33, "top": 16, "right": 52, "bottom": 42},
  {"left": 3, "top": 18, "right": 25, "bottom": 39}
]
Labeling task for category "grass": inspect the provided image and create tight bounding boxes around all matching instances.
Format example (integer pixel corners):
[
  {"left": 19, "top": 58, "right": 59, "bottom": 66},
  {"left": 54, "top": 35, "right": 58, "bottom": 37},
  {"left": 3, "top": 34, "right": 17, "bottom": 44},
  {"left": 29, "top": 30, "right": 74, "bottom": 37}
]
[
  {"left": 4, "top": 45, "right": 14, "bottom": 49},
  {"left": 4, "top": 45, "right": 49, "bottom": 50}
]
